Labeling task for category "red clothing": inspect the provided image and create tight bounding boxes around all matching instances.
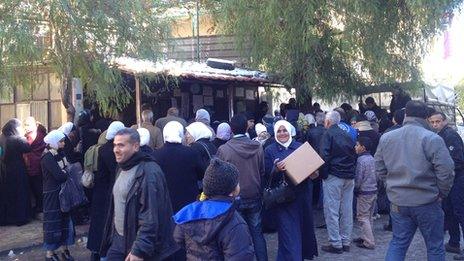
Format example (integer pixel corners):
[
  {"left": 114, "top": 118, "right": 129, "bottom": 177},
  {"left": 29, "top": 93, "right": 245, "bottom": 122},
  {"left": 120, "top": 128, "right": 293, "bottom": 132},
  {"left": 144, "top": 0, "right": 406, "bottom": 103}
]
[{"left": 24, "top": 131, "right": 46, "bottom": 176}]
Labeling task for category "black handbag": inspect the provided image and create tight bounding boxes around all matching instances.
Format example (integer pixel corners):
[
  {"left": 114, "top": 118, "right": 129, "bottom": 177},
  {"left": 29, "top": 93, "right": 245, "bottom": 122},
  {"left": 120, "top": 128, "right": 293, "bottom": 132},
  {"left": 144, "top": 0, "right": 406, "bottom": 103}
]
[{"left": 263, "top": 170, "right": 296, "bottom": 210}]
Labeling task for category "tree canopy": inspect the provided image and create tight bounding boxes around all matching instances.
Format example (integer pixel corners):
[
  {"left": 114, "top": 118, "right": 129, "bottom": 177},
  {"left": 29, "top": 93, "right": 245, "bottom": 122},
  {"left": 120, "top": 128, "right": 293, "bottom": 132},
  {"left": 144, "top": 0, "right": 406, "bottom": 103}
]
[
  {"left": 0, "top": 0, "right": 172, "bottom": 118},
  {"left": 206, "top": 0, "right": 462, "bottom": 102}
]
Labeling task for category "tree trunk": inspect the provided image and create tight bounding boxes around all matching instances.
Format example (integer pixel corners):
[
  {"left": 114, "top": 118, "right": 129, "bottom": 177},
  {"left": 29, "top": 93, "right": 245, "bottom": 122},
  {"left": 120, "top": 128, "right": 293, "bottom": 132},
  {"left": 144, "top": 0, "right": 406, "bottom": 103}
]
[
  {"left": 61, "top": 74, "right": 75, "bottom": 123},
  {"left": 295, "top": 86, "right": 312, "bottom": 114}
]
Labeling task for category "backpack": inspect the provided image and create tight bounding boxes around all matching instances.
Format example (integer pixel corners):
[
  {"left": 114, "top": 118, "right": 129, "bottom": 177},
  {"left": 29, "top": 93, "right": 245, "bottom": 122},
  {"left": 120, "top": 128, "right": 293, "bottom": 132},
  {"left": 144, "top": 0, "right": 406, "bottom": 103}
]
[{"left": 84, "top": 143, "right": 102, "bottom": 172}]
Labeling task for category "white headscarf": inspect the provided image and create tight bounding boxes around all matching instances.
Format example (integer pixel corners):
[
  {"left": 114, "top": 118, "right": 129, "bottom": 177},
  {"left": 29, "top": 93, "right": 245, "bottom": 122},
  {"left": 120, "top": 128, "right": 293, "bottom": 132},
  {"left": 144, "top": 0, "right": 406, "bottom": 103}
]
[
  {"left": 195, "top": 109, "right": 211, "bottom": 125},
  {"left": 305, "top": 114, "right": 316, "bottom": 125},
  {"left": 44, "top": 130, "right": 65, "bottom": 150},
  {"left": 186, "top": 122, "right": 212, "bottom": 142},
  {"left": 163, "top": 121, "right": 184, "bottom": 143},
  {"left": 255, "top": 123, "right": 267, "bottom": 136},
  {"left": 106, "top": 121, "right": 125, "bottom": 140},
  {"left": 216, "top": 123, "right": 231, "bottom": 141},
  {"left": 274, "top": 120, "right": 293, "bottom": 149},
  {"left": 58, "top": 122, "right": 74, "bottom": 136},
  {"left": 137, "top": 128, "right": 150, "bottom": 147}
]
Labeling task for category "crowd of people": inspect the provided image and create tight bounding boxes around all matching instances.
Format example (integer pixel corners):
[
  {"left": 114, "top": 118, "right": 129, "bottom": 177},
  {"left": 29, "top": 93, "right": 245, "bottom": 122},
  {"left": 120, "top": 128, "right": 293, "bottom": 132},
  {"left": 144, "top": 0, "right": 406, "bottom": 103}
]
[{"left": 0, "top": 88, "right": 462, "bottom": 261}]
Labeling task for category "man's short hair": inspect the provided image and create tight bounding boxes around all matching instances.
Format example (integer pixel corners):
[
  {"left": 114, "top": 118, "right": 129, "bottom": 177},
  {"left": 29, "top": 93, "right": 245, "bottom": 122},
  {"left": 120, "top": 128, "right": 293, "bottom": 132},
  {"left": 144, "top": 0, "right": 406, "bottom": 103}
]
[
  {"left": 230, "top": 114, "right": 248, "bottom": 135},
  {"left": 393, "top": 109, "right": 406, "bottom": 125},
  {"left": 405, "top": 100, "right": 429, "bottom": 119},
  {"left": 167, "top": 107, "right": 179, "bottom": 117},
  {"left": 141, "top": 110, "right": 153, "bottom": 123},
  {"left": 334, "top": 107, "right": 347, "bottom": 122},
  {"left": 429, "top": 111, "right": 447, "bottom": 121},
  {"left": 365, "top": 97, "right": 375, "bottom": 104},
  {"left": 326, "top": 111, "right": 341, "bottom": 125},
  {"left": 357, "top": 136, "right": 373, "bottom": 152},
  {"left": 315, "top": 112, "right": 325, "bottom": 125},
  {"left": 115, "top": 128, "right": 140, "bottom": 144}
]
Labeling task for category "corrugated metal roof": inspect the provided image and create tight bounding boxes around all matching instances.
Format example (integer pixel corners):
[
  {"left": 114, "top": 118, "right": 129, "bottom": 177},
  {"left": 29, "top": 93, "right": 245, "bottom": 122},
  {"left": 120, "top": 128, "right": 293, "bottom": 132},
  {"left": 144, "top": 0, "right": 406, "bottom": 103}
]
[{"left": 111, "top": 57, "right": 269, "bottom": 83}]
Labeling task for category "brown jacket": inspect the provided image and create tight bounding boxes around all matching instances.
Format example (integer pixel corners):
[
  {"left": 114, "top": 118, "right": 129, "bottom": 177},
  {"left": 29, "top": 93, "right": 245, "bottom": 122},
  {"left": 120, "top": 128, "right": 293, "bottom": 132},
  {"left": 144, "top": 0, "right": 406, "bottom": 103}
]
[{"left": 132, "top": 122, "right": 164, "bottom": 149}]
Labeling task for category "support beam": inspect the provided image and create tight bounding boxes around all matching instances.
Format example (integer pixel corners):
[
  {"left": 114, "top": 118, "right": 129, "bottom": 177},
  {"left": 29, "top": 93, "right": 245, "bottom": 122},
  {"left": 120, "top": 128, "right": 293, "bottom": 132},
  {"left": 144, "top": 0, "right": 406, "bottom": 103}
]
[{"left": 135, "top": 76, "right": 141, "bottom": 127}]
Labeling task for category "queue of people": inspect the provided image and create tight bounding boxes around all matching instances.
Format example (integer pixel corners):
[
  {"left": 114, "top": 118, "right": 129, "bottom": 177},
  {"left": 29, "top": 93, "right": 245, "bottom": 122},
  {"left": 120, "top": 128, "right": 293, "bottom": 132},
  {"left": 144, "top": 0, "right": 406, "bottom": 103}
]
[{"left": 0, "top": 92, "right": 462, "bottom": 261}]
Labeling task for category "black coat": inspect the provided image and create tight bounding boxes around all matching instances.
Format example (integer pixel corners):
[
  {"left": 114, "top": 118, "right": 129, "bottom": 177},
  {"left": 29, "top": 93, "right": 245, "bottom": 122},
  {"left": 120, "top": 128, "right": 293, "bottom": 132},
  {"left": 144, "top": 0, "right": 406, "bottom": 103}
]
[
  {"left": 79, "top": 124, "right": 100, "bottom": 155},
  {"left": 439, "top": 126, "right": 464, "bottom": 177},
  {"left": 0, "top": 134, "right": 31, "bottom": 226},
  {"left": 306, "top": 125, "right": 325, "bottom": 153},
  {"left": 87, "top": 141, "right": 117, "bottom": 252},
  {"left": 41, "top": 150, "right": 73, "bottom": 244},
  {"left": 153, "top": 143, "right": 203, "bottom": 213},
  {"left": 319, "top": 124, "right": 357, "bottom": 179},
  {"left": 100, "top": 161, "right": 178, "bottom": 260},
  {"left": 190, "top": 138, "right": 217, "bottom": 176},
  {"left": 358, "top": 129, "right": 380, "bottom": 155}
]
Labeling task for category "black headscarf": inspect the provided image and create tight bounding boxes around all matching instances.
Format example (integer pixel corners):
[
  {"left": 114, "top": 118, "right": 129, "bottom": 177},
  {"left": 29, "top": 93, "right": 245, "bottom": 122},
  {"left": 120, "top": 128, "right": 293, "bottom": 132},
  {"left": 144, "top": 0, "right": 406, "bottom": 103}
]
[{"left": 2, "top": 118, "right": 21, "bottom": 137}]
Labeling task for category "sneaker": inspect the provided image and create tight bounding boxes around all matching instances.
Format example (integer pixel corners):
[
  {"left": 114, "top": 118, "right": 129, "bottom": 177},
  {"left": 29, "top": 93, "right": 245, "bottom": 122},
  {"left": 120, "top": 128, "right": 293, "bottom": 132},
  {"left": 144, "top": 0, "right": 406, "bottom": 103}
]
[
  {"left": 321, "top": 244, "right": 343, "bottom": 254},
  {"left": 61, "top": 249, "right": 74, "bottom": 261},
  {"left": 45, "top": 254, "right": 60, "bottom": 261},
  {"left": 356, "top": 241, "right": 375, "bottom": 250},
  {"left": 343, "top": 245, "right": 350, "bottom": 252},
  {"left": 446, "top": 243, "right": 462, "bottom": 254}
]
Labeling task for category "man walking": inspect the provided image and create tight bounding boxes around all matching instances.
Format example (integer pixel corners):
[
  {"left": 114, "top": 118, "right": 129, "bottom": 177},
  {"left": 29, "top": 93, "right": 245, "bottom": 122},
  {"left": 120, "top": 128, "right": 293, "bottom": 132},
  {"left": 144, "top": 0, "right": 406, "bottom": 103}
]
[
  {"left": 319, "top": 111, "right": 357, "bottom": 254},
  {"left": 100, "top": 128, "right": 177, "bottom": 260},
  {"left": 216, "top": 114, "right": 268, "bottom": 261},
  {"left": 429, "top": 111, "right": 464, "bottom": 259},
  {"left": 376, "top": 101, "right": 454, "bottom": 261},
  {"left": 132, "top": 110, "right": 163, "bottom": 149}
]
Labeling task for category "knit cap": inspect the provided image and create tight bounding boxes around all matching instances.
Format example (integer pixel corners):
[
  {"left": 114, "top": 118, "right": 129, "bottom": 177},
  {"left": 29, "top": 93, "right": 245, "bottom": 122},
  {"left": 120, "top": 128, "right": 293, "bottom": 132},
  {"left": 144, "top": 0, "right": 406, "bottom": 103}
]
[{"left": 203, "top": 158, "right": 239, "bottom": 197}]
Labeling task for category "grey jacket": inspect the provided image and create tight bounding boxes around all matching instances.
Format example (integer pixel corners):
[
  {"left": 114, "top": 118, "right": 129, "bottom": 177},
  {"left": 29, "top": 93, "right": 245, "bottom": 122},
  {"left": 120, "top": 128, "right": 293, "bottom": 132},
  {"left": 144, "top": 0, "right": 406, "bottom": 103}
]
[
  {"left": 375, "top": 117, "right": 454, "bottom": 207},
  {"left": 355, "top": 153, "right": 377, "bottom": 195}
]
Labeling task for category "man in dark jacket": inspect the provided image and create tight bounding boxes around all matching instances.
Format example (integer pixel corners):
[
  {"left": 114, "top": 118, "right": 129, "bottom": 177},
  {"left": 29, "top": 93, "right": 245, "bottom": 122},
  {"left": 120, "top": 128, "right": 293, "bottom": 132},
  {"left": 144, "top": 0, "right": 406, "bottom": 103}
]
[
  {"left": 429, "top": 111, "right": 464, "bottom": 258},
  {"left": 173, "top": 158, "right": 254, "bottom": 260},
  {"left": 100, "top": 128, "right": 177, "bottom": 260},
  {"left": 216, "top": 114, "right": 268, "bottom": 261},
  {"left": 306, "top": 112, "right": 326, "bottom": 152},
  {"left": 319, "top": 111, "right": 357, "bottom": 254}
]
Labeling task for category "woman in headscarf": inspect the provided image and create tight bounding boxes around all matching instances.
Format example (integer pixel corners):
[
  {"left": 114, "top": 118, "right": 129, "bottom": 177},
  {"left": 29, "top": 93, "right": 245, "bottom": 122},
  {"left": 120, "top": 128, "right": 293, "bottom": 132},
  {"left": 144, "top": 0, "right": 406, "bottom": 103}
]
[
  {"left": 87, "top": 121, "right": 125, "bottom": 260},
  {"left": 41, "top": 130, "right": 75, "bottom": 261},
  {"left": 364, "top": 110, "right": 379, "bottom": 133},
  {"left": 253, "top": 123, "right": 271, "bottom": 147},
  {"left": 213, "top": 122, "right": 231, "bottom": 148},
  {"left": 195, "top": 109, "right": 216, "bottom": 140},
  {"left": 0, "top": 118, "right": 32, "bottom": 226},
  {"left": 264, "top": 120, "right": 318, "bottom": 260},
  {"left": 59, "top": 122, "right": 81, "bottom": 164},
  {"left": 185, "top": 122, "right": 217, "bottom": 172},
  {"left": 137, "top": 128, "right": 153, "bottom": 155},
  {"left": 153, "top": 121, "right": 204, "bottom": 261}
]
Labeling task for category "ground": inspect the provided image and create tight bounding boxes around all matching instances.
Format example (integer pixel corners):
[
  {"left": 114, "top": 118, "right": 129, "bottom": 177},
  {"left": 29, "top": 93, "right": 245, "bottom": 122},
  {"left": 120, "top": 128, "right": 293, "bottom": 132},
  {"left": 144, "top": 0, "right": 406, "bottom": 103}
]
[{"left": 0, "top": 210, "right": 458, "bottom": 261}]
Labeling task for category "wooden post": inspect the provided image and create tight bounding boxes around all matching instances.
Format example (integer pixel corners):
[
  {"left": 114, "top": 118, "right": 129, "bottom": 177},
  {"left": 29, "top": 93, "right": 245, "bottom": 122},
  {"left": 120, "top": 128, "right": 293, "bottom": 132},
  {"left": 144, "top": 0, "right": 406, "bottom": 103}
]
[{"left": 135, "top": 76, "right": 141, "bottom": 127}]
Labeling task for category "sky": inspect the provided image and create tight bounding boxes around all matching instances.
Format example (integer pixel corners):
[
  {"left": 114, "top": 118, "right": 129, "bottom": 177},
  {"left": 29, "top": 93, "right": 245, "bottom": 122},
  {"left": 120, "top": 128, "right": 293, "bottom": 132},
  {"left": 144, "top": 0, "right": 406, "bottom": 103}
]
[{"left": 422, "top": 7, "right": 464, "bottom": 87}]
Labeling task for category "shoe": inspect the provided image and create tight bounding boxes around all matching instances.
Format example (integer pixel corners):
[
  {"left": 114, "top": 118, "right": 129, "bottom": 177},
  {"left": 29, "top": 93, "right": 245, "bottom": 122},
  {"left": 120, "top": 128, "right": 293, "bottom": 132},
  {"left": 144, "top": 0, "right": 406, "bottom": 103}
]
[
  {"left": 446, "top": 243, "right": 462, "bottom": 254},
  {"left": 455, "top": 253, "right": 464, "bottom": 260},
  {"left": 321, "top": 244, "right": 343, "bottom": 254},
  {"left": 343, "top": 245, "right": 350, "bottom": 252},
  {"left": 356, "top": 241, "right": 375, "bottom": 250},
  {"left": 45, "top": 254, "right": 60, "bottom": 261},
  {"left": 353, "top": 238, "right": 364, "bottom": 244},
  {"left": 61, "top": 250, "right": 74, "bottom": 261},
  {"left": 383, "top": 224, "right": 392, "bottom": 231}
]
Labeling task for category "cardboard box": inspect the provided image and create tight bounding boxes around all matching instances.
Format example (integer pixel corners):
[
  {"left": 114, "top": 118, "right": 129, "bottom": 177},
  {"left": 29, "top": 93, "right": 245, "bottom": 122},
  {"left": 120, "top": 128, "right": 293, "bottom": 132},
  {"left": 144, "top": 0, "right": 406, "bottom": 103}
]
[{"left": 282, "top": 142, "right": 325, "bottom": 185}]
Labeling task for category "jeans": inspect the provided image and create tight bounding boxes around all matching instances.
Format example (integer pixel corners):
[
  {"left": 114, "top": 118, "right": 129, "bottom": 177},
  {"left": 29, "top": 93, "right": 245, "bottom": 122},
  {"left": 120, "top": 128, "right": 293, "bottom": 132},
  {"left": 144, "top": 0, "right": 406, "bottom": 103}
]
[
  {"left": 322, "top": 175, "right": 354, "bottom": 248},
  {"left": 43, "top": 218, "right": 75, "bottom": 251},
  {"left": 386, "top": 201, "right": 445, "bottom": 261},
  {"left": 444, "top": 176, "right": 464, "bottom": 248},
  {"left": 237, "top": 198, "right": 268, "bottom": 261},
  {"left": 106, "top": 233, "right": 126, "bottom": 261}
]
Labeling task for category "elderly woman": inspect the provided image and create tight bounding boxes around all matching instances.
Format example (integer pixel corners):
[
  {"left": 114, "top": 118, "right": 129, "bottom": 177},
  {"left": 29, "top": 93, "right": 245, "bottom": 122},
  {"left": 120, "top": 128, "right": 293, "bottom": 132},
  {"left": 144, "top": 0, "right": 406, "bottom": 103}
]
[
  {"left": 186, "top": 122, "right": 217, "bottom": 173},
  {"left": 213, "top": 122, "right": 231, "bottom": 148},
  {"left": 264, "top": 120, "right": 318, "bottom": 260},
  {"left": 137, "top": 128, "right": 153, "bottom": 155},
  {"left": 195, "top": 109, "right": 216, "bottom": 140},
  {"left": 42, "top": 130, "right": 75, "bottom": 261},
  {"left": 0, "top": 118, "right": 32, "bottom": 226}
]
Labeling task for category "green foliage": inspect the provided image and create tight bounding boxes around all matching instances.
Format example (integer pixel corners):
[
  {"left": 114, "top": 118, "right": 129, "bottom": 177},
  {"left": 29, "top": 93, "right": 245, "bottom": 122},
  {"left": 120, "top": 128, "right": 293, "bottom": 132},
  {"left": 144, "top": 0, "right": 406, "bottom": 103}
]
[
  {"left": 0, "top": 0, "right": 173, "bottom": 117},
  {"left": 206, "top": 0, "right": 462, "bottom": 102},
  {"left": 456, "top": 78, "right": 464, "bottom": 111}
]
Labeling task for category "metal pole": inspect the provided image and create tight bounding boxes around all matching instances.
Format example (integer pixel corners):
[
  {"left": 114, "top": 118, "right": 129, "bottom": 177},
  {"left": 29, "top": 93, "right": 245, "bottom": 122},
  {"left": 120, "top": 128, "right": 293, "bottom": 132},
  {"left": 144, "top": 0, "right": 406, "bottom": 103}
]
[
  {"left": 196, "top": 0, "right": 200, "bottom": 62},
  {"left": 135, "top": 76, "right": 141, "bottom": 127}
]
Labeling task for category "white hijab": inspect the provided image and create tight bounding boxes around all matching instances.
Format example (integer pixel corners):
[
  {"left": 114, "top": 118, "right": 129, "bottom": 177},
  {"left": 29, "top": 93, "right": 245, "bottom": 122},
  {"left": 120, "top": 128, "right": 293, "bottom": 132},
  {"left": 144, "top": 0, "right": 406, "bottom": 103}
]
[
  {"left": 274, "top": 120, "right": 293, "bottom": 149},
  {"left": 186, "top": 122, "right": 212, "bottom": 142},
  {"left": 58, "top": 122, "right": 73, "bottom": 136},
  {"left": 137, "top": 128, "right": 150, "bottom": 147},
  {"left": 163, "top": 121, "right": 184, "bottom": 143},
  {"left": 195, "top": 109, "right": 211, "bottom": 125},
  {"left": 106, "top": 121, "right": 125, "bottom": 140},
  {"left": 44, "top": 130, "right": 65, "bottom": 150},
  {"left": 255, "top": 123, "right": 267, "bottom": 136},
  {"left": 216, "top": 123, "right": 231, "bottom": 141}
]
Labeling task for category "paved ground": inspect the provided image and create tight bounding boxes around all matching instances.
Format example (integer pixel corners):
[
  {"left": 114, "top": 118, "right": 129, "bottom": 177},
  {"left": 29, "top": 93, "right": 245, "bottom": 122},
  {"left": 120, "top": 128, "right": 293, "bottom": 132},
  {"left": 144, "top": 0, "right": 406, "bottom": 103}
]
[{"left": 0, "top": 210, "right": 459, "bottom": 260}]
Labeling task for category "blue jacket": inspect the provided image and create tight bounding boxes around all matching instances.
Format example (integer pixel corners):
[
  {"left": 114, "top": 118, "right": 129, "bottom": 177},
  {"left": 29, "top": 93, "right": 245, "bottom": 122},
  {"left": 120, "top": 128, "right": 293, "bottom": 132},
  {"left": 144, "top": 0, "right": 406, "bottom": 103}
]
[{"left": 338, "top": 122, "right": 357, "bottom": 142}]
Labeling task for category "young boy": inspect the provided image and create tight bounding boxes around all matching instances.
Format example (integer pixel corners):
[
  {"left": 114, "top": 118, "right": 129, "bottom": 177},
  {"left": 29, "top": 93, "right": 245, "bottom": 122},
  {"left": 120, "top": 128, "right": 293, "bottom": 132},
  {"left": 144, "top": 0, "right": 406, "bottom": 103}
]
[
  {"left": 173, "top": 158, "right": 255, "bottom": 260},
  {"left": 353, "top": 136, "right": 378, "bottom": 249}
]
